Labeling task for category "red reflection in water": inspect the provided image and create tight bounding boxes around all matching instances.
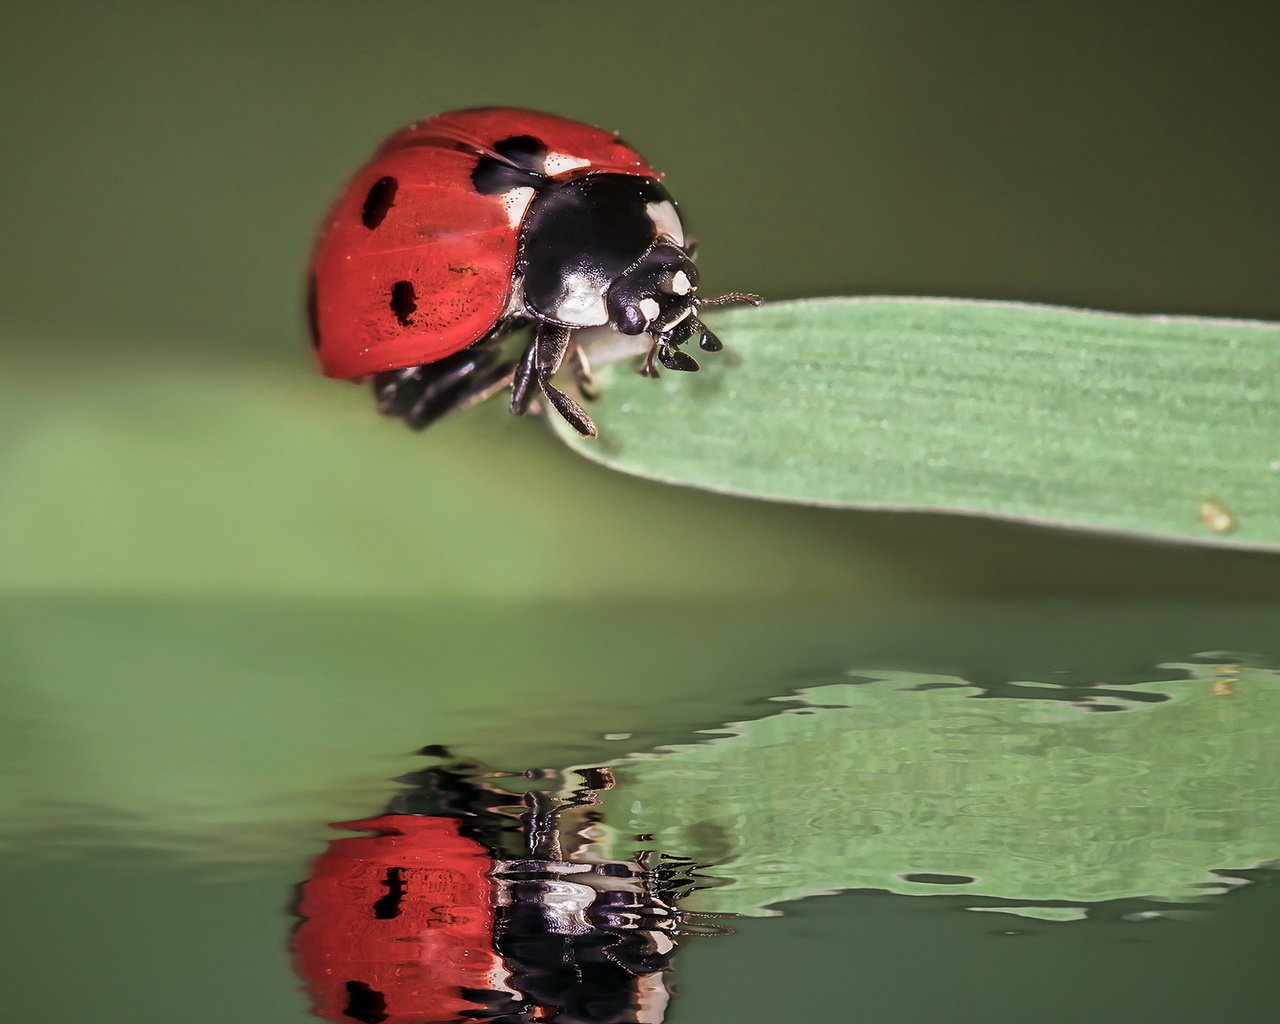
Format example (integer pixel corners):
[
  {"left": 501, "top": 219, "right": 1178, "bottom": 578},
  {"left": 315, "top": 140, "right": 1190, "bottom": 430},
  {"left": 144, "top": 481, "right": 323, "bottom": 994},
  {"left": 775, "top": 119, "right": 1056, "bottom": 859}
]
[
  {"left": 294, "top": 814, "right": 500, "bottom": 1023},
  {"left": 293, "top": 760, "right": 703, "bottom": 1024}
]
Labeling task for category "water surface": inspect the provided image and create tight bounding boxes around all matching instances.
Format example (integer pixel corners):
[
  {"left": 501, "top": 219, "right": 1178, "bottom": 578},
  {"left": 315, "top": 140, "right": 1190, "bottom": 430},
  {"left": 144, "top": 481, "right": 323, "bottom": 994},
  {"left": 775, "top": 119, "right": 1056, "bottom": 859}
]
[{"left": 4, "top": 595, "right": 1279, "bottom": 1022}]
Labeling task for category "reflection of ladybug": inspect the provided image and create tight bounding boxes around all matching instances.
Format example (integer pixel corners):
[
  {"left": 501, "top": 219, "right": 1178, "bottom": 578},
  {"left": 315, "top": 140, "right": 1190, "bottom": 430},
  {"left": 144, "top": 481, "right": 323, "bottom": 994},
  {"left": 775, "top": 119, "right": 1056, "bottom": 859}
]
[
  {"left": 293, "top": 760, "right": 707, "bottom": 1024},
  {"left": 293, "top": 815, "right": 501, "bottom": 1024},
  {"left": 308, "top": 107, "right": 760, "bottom": 436}
]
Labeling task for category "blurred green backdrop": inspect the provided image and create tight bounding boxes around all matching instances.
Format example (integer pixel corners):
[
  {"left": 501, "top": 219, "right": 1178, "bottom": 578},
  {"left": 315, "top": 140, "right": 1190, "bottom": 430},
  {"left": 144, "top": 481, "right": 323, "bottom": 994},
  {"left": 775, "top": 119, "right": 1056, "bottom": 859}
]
[{"left": 3, "top": 0, "right": 1280, "bottom": 604}]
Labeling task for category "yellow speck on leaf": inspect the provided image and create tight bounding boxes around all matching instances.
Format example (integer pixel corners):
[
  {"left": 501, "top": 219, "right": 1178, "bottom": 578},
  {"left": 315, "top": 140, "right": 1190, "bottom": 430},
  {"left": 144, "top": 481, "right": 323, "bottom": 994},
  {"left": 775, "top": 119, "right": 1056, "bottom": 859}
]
[{"left": 1199, "top": 500, "right": 1236, "bottom": 534}]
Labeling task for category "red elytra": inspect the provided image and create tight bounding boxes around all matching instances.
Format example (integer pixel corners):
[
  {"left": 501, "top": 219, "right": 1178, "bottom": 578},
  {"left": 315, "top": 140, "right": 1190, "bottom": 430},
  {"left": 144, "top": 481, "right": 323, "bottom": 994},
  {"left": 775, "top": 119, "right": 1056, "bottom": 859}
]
[
  {"left": 292, "top": 814, "right": 501, "bottom": 1024},
  {"left": 309, "top": 107, "right": 657, "bottom": 380}
]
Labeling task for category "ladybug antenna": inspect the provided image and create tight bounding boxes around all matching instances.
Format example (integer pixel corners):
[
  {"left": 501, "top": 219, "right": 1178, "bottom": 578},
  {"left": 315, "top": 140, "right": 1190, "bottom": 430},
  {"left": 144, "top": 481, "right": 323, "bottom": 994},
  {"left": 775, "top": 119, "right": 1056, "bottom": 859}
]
[{"left": 696, "top": 291, "right": 763, "bottom": 309}]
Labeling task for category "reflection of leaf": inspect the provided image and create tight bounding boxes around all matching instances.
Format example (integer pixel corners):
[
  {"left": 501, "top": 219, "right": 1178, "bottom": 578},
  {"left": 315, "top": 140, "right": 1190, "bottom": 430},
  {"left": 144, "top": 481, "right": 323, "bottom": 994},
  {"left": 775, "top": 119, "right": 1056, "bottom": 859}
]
[
  {"left": 7, "top": 588, "right": 1280, "bottom": 887},
  {"left": 596, "top": 666, "right": 1280, "bottom": 916},
  {"left": 556, "top": 298, "right": 1280, "bottom": 549}
]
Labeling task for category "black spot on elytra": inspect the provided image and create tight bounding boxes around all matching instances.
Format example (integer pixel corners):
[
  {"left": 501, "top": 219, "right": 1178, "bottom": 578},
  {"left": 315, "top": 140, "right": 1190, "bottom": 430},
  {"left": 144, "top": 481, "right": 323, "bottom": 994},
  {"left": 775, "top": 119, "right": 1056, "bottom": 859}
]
[
  {"left": 495, "top": 135, "right": 547, "bottom": 170},
  {"left": 389, "top": 280, "right": 417, "bottom": 326},
  {"left": 372, "top": 866, "right": 407, "bottom": 920},
  {"left": 305, "top": 274, "right": 320, "bottom": 349},
  {"left": 361, "top": 176, "right": 397, "bottom": 229},
  {"left": 342, "top": 981, "right": 389, "bottom": 1024},
  {"left": 472, "top": 134, "right": 548, "bottom": 195}
]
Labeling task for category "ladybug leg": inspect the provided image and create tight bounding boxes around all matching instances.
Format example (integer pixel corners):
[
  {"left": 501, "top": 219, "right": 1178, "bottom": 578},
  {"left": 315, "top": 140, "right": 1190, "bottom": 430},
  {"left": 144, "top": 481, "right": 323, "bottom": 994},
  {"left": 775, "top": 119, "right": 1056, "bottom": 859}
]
[
  {"left": 567, "top": 340, "right": 600, "bottom": 401},
  {"left": 509, "top": 336, "right": 539, "bottom": 416},
  {"left": 531, "top": 323, "right": 598, "bottom": 437},
  {"left": 444, "top": 362, "right": 518, "bottom": 417},
  {"left": 638, "top": 337, "right": 662, "bottom": 378},
  {"left": 371, "top": 346, "right": 513, "bottom": 430}
]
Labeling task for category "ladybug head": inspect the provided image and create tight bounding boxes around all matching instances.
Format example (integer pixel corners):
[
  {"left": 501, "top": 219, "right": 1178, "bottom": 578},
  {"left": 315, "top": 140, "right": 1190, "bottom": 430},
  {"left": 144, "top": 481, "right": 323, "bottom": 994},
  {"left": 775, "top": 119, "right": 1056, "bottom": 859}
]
[
  {"left": 607, "top": 243, "right": 698, "bottom": 337},
  {"left": 607, "top": 243, "right": 760, "bottom": 362}
]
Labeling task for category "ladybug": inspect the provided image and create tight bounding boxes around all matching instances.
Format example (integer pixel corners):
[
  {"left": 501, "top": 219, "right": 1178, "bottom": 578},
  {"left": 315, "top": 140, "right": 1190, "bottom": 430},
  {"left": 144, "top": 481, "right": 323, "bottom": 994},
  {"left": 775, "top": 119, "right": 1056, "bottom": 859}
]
[{"left": 308, "top": 107, "right": 760, "bottom": 437}]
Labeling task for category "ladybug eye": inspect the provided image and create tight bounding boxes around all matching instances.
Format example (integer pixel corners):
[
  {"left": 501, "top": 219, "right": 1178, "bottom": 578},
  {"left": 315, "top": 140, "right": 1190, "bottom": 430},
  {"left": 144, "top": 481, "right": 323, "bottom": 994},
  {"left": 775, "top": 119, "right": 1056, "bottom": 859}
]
[{"left": 618, "top": 305, "right": 647, "bottom": 335}]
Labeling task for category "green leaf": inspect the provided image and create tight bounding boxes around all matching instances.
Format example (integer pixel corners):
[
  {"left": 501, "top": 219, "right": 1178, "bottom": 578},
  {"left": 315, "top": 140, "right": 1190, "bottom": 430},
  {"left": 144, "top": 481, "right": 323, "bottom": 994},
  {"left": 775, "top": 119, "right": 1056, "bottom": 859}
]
[{"left": 556, "top": 298, "right": 1280, "bottom": 549}]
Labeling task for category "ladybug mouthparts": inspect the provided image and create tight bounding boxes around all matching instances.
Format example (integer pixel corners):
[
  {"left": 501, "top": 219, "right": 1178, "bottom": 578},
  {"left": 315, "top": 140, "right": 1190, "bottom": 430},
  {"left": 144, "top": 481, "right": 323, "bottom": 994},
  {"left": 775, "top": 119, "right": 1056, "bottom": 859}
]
[{"left": 642, "top": 289, "right": 764, "bottom": 377}]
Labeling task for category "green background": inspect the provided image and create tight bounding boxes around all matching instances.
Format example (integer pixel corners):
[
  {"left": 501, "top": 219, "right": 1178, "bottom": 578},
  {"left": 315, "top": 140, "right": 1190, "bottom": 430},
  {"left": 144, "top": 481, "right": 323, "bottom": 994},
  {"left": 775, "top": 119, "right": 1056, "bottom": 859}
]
[
  {"left": 4, "top": 0, "right": 1280, "bottom": 603},
  {"left": 3, "top": 2, "right": 1280, "bottom": 1022}
]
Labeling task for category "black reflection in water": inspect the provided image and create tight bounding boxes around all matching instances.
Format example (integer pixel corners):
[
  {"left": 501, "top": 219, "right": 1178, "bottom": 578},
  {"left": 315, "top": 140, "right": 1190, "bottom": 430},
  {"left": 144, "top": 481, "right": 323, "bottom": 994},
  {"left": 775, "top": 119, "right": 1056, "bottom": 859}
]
[{"left": 293, "top": 753, "right": 709, "bottom": 1024}]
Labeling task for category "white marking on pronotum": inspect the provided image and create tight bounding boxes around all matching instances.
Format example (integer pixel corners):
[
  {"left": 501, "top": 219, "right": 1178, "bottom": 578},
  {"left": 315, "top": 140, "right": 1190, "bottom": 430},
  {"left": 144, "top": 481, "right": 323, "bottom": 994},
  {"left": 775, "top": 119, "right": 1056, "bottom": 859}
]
[
  {"left": 500, "top": 186, "right": 537, "bottom": 228},
  {"left": 670, "top": 270, "right": 692, "bottom": 295},
  {"left": 553, "top": 273, "right": 609, "bottom": 326},
  {"left": 543, "top": 152, "right": 592, "bottom": 175},
  {"left": 645, "top": 200, "right": 685, "bottom": 246},
  {"left": 638, "top": 297, "right": 661, "bottom": 324}
]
